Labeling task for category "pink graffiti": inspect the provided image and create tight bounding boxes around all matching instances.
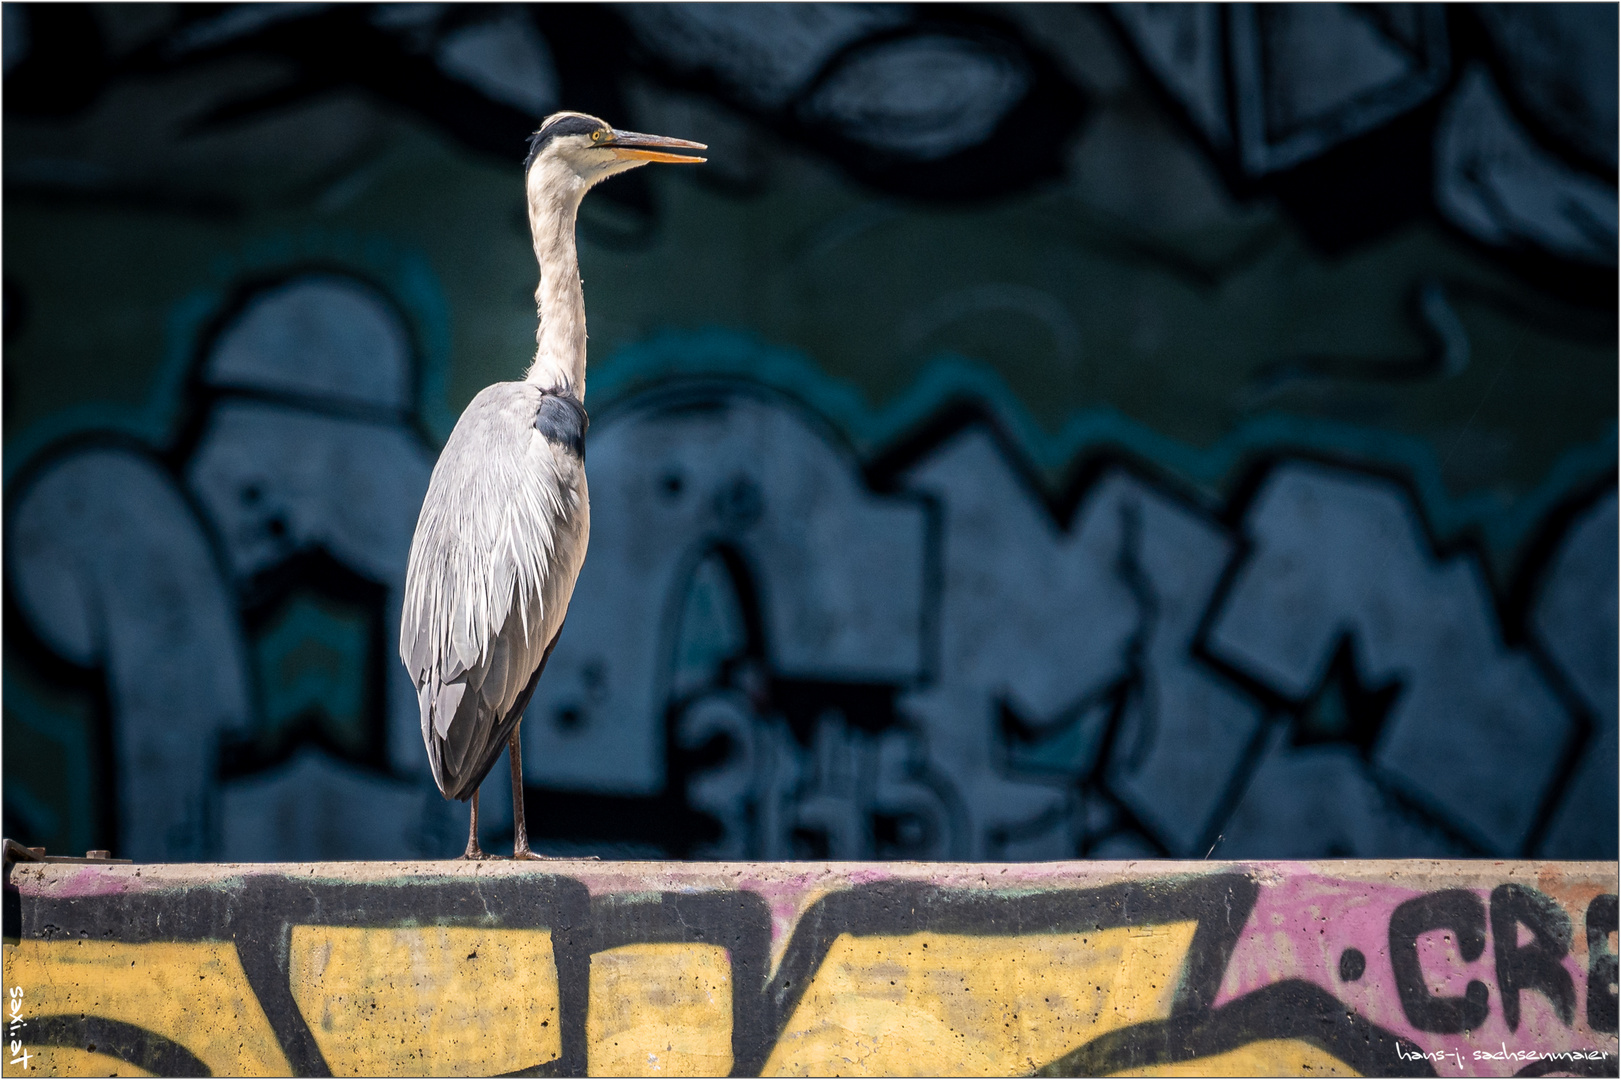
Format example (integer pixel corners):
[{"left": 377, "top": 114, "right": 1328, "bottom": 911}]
[{"left": 1216, "top": 872, "right": 1615, "bottom": 1077}]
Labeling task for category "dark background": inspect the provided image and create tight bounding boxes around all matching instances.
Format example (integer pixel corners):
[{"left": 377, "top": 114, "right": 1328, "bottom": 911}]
[{"left": 4, "top": 3, "right": 1615, "bottom": 863}]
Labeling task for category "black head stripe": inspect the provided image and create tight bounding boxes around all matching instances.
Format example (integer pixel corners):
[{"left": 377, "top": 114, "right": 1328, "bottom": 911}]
[
  {"left": 535, "top": 392, "right": 588, "bottom": 459},
  {"left": 524, "top": 115, "right": 606, "bottom": 171}
]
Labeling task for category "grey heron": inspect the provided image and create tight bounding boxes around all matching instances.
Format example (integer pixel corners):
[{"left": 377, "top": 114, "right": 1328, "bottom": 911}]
[{"left": 401, "top": 112, "right": 705, "bottom": 858}]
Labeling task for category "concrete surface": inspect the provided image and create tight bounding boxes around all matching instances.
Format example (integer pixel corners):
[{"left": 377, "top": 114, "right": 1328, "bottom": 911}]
[{"left": 2, "top": 859, "right": 1616, "bottom": 1076}]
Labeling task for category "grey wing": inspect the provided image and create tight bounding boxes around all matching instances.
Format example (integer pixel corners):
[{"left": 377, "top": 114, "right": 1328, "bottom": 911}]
[
  {"left": 401, "top": 381, "right": 587, "bottom": 800},
  {"left": 420, "top": 610, "right": 562, "bottom": 801}
]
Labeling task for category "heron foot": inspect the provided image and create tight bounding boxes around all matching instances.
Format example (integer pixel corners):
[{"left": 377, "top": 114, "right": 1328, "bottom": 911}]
[
  {"left": 511, "top": 845, "right": 598, "bottom": 861},
  {"left": 459, "top": 843, "right": 494, "bottom": 861}
]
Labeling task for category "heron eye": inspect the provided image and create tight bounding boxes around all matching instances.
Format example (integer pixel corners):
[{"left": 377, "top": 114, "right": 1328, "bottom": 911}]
[{"left": 591, "top": 130, "right": 604, "bottom": 142}]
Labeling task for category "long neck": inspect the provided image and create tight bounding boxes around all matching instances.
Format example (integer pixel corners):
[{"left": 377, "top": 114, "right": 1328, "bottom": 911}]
[{"left": 523, "top": 167, "right": 588, "bottom": 396}]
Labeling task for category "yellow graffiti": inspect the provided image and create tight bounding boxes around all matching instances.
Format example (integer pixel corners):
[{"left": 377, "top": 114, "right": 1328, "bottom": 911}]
[
  {"left": 7, "top": 1047, "right": 154, "bottom": 1077},
  {"left": 762, "top": 922, "right": 1198, "bottom": 1077},
  {"left": 0, "top": 940, "right": 291, "bottom": 1077},
  {"left": 588, "top": 943, "right": 733, "bottom": 1076},
  {"left": 1110, "top": 1038, "right": 1360, "bottom": 1077},
  {"left": 288, "top": 925, "right": 560, "bottom": 1077}
]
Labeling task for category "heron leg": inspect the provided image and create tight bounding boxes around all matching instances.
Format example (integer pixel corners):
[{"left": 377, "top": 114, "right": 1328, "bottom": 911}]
[
  {"left": 460, "top": 790, "right": 490, "bottom": 860},
  {"left": 509, "top": 724, "right": 546, "bottom": 860}
]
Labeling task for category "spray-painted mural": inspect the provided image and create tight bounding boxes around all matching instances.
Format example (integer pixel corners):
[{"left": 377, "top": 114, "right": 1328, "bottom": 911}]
[
  {"left": 4, "top": 4, "right": 1615, "bottom": 862},
  {"left": 3, "top": 860, "right": 1616, "bottom": 1076}
]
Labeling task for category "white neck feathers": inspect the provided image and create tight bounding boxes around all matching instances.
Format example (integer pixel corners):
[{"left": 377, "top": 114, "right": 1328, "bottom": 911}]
[{"left": 522, "top": 160, "right": 588, "bottom": 398}]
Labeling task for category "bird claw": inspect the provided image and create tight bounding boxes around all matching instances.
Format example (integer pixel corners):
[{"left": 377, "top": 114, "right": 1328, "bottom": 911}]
[
  {"left": 511, "top": 848, "right": 598, "bottom": 861},
  {"left": 459, "top": 848, "right": 495, "bottom": 861}
]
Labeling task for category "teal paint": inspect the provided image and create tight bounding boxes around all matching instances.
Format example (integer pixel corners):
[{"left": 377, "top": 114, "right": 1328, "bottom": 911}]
[
  {"left": 2, "top": 228, "right": 457, "bottom": 483},
  {"left": 251, "top": 591, "right": 374, "bottom": 759},
  {"left": 592, "top": 328, "right": 1616, "bottom": 569}
]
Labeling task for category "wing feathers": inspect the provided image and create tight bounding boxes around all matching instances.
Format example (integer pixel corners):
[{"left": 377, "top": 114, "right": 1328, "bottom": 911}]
[
  {"left": 433, "top": 680, "right": 466, "bottom": 739},
  {"left": 415, "top": 586, "right": 551, "bottom": 799},
  {"left": 481, "top": 630, "right": 515, "bottom": 715},
  {"left": 450, "top": 618, "right": 481, "bottom": 679},
  {"left": 426, "top": 611, "right": 562, "bottom": 801},
  {"left": 400, "top": 381, "right": 587, "bottom": 801}
]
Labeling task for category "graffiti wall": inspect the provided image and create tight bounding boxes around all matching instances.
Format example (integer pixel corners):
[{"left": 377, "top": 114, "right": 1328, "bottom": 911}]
[
  {"left": 3, "top": 859, "right": 1616, "bottom": 1076},
  {"left": 3, "top": 4, "right": 1616, "bottom": 863}
]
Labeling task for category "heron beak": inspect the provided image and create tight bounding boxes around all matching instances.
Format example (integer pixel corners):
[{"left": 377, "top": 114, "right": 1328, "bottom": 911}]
[{"left": 606, "top": 129, "right": 708, "bottom": 164}]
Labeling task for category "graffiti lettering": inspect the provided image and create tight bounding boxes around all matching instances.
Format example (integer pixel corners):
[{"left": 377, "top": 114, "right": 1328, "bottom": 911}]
[
  {"left": 1589, "top": 894, "right": 1620, "bottom": 1034},
  {"left": 1491, "top": 883, "right": 1576, "bottom": 1031},
  {"left": 3, "top": 0, "right": 1616, "bottom": 878},
  {"left": 1390, "top": 888, "right": 1491, "bottom": 1034},
  {"left": 3, "top": 861, "right": 1614, "bottom": 1077}
]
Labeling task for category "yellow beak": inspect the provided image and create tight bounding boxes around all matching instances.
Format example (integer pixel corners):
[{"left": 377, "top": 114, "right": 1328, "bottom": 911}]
[{"left": 606, "top": 129, "right": 708, "bottom": 164}]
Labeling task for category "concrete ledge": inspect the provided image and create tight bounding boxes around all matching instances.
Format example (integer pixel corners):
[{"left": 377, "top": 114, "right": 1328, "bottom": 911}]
[{"left": 3, "top": 860, "right": 1616, "bottom": 1076}]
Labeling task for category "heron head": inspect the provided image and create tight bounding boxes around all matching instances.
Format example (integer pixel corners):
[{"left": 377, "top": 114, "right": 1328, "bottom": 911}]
[{"left": 524, "top": 111, "right": 706, "bottom": 193}]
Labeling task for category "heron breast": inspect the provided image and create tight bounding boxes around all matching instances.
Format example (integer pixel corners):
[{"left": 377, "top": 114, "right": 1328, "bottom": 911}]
[{"left": 534, "top": 393, "right": 588, "bottom": 459}]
